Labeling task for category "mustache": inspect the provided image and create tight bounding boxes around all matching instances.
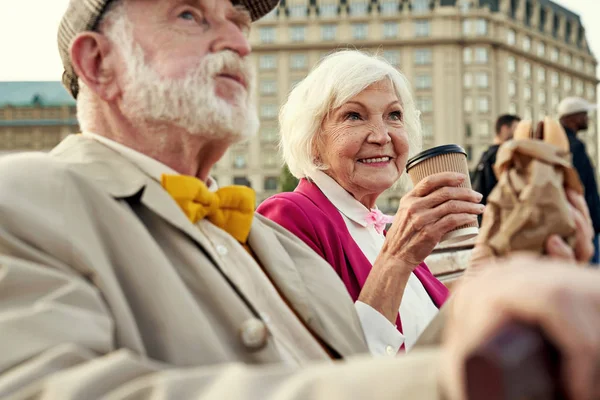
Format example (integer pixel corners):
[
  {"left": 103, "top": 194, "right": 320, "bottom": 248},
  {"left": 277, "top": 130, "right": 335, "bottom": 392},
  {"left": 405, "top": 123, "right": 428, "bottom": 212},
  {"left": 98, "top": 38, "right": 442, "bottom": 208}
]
[{"left": 195, "top": 51, "right": 255, "bottom": 90}]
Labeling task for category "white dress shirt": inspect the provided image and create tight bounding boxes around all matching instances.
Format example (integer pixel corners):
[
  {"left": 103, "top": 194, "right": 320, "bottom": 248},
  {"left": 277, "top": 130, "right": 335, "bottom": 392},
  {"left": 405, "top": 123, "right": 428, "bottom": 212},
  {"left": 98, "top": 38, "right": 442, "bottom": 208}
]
[
  {"left": 311, "top": 171, "right": 440, "bottom": 351},
  {"left": 82, "top": 133, "right": 399, "bottom": 359}
]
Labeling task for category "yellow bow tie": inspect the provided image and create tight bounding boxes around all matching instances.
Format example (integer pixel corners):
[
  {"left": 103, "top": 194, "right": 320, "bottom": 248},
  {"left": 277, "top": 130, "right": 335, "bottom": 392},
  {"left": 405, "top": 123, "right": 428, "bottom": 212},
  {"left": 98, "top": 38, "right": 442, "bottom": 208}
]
[{"left": 161, "top": 174, "right": 255, "bottom": 243}]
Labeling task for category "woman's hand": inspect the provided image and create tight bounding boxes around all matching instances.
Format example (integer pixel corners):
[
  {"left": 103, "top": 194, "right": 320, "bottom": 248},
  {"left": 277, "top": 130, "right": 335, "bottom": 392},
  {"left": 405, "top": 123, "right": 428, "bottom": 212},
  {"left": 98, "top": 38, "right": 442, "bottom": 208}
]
[{"left": 381, "top": 172, "right": 484, "bottom": 268}]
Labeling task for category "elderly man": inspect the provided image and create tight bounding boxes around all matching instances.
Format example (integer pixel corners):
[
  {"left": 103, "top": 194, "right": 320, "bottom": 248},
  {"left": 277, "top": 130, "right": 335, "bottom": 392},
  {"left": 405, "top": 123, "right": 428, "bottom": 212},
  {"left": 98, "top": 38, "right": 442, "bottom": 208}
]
[
  {"left": 559, "top": 97, "right": 600, "bottom": 263},
  {"left": 0, "top": 1, "right": 599, "bottom": 399}
]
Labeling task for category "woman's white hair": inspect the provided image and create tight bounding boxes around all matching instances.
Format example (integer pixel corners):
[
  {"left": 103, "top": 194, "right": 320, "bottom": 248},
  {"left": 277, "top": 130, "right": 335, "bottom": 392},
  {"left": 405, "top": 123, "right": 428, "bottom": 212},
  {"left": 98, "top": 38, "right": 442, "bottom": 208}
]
[{"left": 280, "top": 50, "right": 422, "bottom": 180}]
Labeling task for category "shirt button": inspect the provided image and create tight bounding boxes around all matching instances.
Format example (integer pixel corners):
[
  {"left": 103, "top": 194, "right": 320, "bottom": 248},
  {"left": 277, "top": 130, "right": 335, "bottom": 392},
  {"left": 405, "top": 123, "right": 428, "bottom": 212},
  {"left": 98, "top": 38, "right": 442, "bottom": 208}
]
[
  {"left": 386, "top": 345, "right": 396, "bottom": 356},
  {"left": 240, "top": 318, "right": 269, "bottom": 351},
  {"left": 216, "top": 245, "right": 228, "bottom": 256}
]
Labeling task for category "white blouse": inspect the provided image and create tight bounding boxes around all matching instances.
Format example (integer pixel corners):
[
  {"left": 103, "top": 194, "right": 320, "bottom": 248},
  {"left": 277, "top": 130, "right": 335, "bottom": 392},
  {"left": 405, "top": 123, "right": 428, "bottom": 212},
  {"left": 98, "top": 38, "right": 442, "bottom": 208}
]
[{"left": 311, "top": 171, "right": 440, "bottom": 351}]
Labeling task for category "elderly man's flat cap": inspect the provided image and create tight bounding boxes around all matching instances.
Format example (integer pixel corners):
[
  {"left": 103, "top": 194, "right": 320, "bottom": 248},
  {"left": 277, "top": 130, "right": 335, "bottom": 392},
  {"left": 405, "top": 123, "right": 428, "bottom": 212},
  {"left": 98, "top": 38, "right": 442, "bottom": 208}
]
[{"left": 58, "top": 0, "right": 279, "bottom": 98}]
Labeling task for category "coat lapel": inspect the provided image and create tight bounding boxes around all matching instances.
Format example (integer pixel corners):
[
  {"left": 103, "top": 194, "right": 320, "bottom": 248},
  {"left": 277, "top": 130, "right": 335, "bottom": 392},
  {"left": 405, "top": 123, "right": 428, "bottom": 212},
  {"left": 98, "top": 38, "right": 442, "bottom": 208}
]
[{"left": 50, "top": 135, "right": 222, "bottom": 257}]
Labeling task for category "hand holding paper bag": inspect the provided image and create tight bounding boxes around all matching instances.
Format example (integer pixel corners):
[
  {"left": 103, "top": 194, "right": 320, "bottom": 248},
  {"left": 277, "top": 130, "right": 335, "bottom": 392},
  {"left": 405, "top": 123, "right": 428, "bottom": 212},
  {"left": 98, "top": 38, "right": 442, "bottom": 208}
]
[{"left": 471, "top": 117, "right": 593, "bottom": 265}]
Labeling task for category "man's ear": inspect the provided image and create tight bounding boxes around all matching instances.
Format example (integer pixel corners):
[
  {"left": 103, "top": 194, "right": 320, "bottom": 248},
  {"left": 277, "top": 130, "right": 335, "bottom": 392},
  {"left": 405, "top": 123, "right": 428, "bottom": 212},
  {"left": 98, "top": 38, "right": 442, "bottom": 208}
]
[{"left": 70, "top": 32, "right": 121, "bottom": 101}]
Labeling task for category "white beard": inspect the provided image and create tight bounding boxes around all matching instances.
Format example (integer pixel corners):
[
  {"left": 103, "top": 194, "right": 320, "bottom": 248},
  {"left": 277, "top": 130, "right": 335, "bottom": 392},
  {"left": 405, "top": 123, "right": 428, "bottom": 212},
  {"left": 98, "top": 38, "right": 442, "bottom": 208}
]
[{"left": 106, "top": 13, "right": 259, "bottom": 141}]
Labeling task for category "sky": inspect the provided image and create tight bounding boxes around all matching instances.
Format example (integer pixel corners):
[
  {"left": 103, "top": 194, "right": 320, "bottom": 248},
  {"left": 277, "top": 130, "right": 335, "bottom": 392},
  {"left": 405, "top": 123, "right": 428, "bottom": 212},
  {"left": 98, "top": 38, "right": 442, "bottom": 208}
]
[{"left": 0, "top": 0, "right": 598, "bottom": 82}]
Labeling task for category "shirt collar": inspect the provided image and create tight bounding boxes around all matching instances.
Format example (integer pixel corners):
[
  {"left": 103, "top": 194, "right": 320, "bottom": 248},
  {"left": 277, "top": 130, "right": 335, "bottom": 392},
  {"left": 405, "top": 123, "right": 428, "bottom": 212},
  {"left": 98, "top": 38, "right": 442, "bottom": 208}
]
[
  {"left": 310, "top": 170, "right": 374, "bottom": 227},
  {"left": 82, "top": 132, "right": 218, "bottom": 191}
]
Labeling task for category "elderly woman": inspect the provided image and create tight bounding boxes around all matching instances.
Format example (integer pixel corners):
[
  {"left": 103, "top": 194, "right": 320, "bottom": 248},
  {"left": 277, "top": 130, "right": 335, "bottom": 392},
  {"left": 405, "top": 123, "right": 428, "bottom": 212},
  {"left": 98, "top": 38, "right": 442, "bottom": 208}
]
[{"left": 257, "top": 50, "right": 593, "bottom": 352}]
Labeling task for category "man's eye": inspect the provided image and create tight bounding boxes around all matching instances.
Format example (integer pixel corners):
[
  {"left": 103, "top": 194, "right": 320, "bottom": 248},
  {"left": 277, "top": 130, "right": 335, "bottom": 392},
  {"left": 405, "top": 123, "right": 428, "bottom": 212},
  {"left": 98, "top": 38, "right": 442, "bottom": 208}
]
[{"left": 179, "top": 11, "right": 195, "bottom": 21}]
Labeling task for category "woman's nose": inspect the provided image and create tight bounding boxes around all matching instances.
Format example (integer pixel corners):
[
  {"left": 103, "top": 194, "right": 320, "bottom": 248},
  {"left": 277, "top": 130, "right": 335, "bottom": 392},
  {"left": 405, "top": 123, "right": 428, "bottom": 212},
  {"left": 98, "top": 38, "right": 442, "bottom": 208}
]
[{"left": 367, "top": 121, "right": 391, "bottom": 144}]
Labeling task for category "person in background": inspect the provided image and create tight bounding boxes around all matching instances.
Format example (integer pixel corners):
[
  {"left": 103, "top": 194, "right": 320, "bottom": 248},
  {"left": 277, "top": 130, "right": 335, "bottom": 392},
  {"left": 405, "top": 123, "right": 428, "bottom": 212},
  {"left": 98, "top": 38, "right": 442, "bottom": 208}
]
[
  {"left": 558, "top": 97, "right": 600, "bottom": 264},
  {"left": 471, "top": 114, "right": 521, "bottom": 218}
]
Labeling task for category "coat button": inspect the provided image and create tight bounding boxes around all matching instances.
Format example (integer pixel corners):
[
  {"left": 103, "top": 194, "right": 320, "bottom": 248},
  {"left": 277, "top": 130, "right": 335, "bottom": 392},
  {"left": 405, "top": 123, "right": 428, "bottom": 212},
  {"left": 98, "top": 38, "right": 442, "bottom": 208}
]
[
  {"left": 240, "top": 318, "right": 269, "bottom": 351},
  {"left": 386, "top": 345, "right": 396, "bottom": 356}
]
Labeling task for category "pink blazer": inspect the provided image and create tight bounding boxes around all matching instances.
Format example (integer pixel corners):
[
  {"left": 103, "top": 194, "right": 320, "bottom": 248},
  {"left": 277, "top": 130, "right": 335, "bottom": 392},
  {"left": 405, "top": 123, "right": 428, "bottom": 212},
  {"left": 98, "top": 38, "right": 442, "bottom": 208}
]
[{"left": 257, "top": 178, "right": 450, "bottom": 334}]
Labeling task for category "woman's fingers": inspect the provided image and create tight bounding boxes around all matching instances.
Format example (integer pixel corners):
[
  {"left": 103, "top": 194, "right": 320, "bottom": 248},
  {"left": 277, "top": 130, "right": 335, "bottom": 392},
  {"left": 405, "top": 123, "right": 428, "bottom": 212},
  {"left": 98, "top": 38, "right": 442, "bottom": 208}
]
[
  {"left": 410, "top": 172, "right": 467, "bottom": 198},
  {"left": 415, "top": 186, "right": 483, "bottom": 210},
  {"left": 567, "top": 189, "right": 592, "bottom": 228},
  {"left": 409, "top": 200, "right": 484, "bottom": 231},
  {"left": 423, "top": 213, "right": 478, "bottom": 241}
]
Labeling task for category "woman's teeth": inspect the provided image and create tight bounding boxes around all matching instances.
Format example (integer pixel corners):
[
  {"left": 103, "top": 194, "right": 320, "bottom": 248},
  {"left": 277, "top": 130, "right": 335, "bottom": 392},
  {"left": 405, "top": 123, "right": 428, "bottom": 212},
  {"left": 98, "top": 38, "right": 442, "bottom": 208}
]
[{"left": 360, "top": 157, "right": 391, "bottom": 164}]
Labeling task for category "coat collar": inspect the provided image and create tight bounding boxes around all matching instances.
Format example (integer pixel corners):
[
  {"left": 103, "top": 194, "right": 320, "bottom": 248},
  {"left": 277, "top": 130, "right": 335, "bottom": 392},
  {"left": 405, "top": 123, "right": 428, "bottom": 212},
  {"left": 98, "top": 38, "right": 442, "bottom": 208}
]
[{"left": 50, "top": 134, "right": 361, "bottom": 358}]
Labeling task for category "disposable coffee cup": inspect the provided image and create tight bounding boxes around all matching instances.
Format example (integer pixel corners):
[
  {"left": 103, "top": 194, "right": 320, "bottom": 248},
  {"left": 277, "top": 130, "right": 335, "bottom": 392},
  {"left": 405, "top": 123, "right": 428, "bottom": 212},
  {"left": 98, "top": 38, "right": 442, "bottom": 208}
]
[{"left": 405, "top": 144, "right": 479, "bottom": 244}]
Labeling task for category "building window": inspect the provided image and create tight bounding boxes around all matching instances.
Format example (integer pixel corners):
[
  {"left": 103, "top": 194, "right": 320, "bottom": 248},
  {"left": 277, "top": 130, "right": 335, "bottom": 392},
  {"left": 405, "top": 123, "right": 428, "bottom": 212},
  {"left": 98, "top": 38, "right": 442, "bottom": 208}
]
[
  {"left": 261, "top": 126, "right": 278, "bottom": 142},
  {"left": 414, "top": 20, "right": 430, "bottom": 37},
  {"left": 289, "top": 5, "right": 307, "bottom": 18},
  {"left": 523, "top": 62, "right": 531, "bottom": 79},
  {"left": 416, "top": 74, "right": 432, "bottom": 90},
  {"left": 508, "top": 80, "right": 517, "bottom": 97},
  {"left": 588, "top": 84, "right": 596, "bottom": 100},
  {"left": 576, "top": 80, "right": 584, "bottom": 96},
  {"left": 478, "top": 96, "right": 489, "bottom": 113},
  {"left": 524, "top": 85, "right": 532, "bottom": 100},
  {"left": 475, "top": 19, "right": 487, "bottom": 35},
  {"left": 415, "top": 48, "right": 432, "bottom": 65},
  {"left": 508, "top": 56, "right": 516, "bottom": 73},
  {"left": 551, "top": 47, "right": 559, "bottom": 62},
  {"left": 383, "top": 50, "right": 401, "bottom": 66},
  {"left": 264, "top": 176, "right": 279, "bottom": 191},
  {"left": 352, "top": 23, "right": 368, "bottom": 40},
  {"left": 564, "top": 76, "right": 572, "bottom": 92},
  {"left": 539, "top": 90, "right": 546, "bottom": 105},
  {"left": 463, "top": 48, "right": 473, "bottom": 64},
  {"left": 412, "top": 0, "right": 430, "bottom": 13},
  {"left": 422, "top": 122, "right": 433, "bottom": 139},
  {"left": 537, "top": 42, "right": 546, "bottom": 57},
  {"left": 290, "top": 53, "right": 307, "bottom": 70},
  {"left": 474, "top": 47, "right": 488, "bottom": 64},
  {"left": 507, "top": 29, "right": 516, "bottom": 45},
  {"left": 233, "top": 176, "right": 252, "bottom": 187},
  {"left": 478, "top": 121, "right": 490, "bottom": 137},
  {"left": 261, "top": 104, "right": 278, "bottom": 119},
  {"left": 416, "top": 97, "right": 433, "bottom": 113},
  {"left": 262, "top": 7, "right": 278, "bottom": 20},
  {"left": 320, "top": 3, "right": 338, "bottom": 17},
  {"left": 263, "top": 152, "right": 279, "bottom": 168},
  {"left": 259, "top": 27, "right": 276, "bottom": 43},
  {"left": 383, "top": 22, "right": 398, "bottom": 38},
  {"left": 233, "top": 154, "right": 247, "bottom": 169},
  {"left": 551, "top": 71, "right": 559, "bottom": 88},
  {"left": 321, "top": 24, "right": 337, "bottom": 41},
  {"left": 538, "top": 67, "right": 546, "bottom": 83},
  {"left": 260, "top": 80, "right": 277, "bottom": 95},
  {"left": 462, "top": 19, "right": 472, "bottom": 35},
  {"left": 259, "top": 54, "right": 276, "bottom": 70},
  {"left": 290, "top": 26, "right": 306, "bottom": 42},
  {"left": 380, "top": 1, "right": 398, "bottom": 15},
  {"left": 464, "top": 72, "right": 473, "bottom": 88},
  {"left": 575, "top": 57, "right": 583, "bottom": 71},
  {"left": 349, "top": 1, "right": 369, "bottom": 16},
  {"left": 588, "top": 63, "right": 596, "bottom": 76},
  {"left": 564, "top": 53, "right": 572, "bottom": 66},
  {"left": 464, "top": 96, "right": 473, "bottom": 112},
  {"left": 524, "top": 106, "right": 533, "bottom": 120},
  {"left": 509, "top": 102, "right": 517, "bottom": 114},
  {"left": 476, "top": 72, "right": 489, "bottom": 88},
  {"left": 523, "top": 35, "right": 531, "bottom": 51}
]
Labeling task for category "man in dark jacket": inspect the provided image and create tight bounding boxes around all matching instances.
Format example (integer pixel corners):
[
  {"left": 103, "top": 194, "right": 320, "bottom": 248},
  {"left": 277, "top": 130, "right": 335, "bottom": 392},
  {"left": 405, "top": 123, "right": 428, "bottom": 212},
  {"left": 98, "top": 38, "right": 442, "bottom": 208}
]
[
  {"left": 558, "top": 97, "right": 600, "bottom": 263},
  {"left": 472, "top": 114, "right": 521, "bottom": 221}
]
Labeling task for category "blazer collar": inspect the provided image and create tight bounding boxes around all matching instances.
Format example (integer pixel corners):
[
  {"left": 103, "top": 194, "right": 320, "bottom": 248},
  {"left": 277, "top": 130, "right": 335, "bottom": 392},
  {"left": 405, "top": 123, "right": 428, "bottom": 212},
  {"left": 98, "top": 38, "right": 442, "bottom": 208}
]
[{"left": 51, "top": 135, "right": 355, "bottom": 357}]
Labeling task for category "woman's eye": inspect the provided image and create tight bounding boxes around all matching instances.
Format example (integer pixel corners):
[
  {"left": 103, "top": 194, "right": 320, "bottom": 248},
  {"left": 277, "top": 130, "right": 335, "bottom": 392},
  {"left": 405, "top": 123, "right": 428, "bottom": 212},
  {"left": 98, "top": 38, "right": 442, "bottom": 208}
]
[
  {"left": 389, "top": 111, "right": 403, "bottom": 121},
  {"left": 345, "top": 112, "right": 361, "bottom": 121}
]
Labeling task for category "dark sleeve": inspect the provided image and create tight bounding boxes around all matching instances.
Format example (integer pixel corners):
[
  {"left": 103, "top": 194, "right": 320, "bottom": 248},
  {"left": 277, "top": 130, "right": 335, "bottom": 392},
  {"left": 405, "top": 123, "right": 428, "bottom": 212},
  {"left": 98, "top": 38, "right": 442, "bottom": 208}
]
[
  {"left": 472, "top": 150, "right": 497, "bottom": 206},
  {"left": 571, "top": 142, "right": 600, "bottom": 233},
  {"left": 257, "top": 195, "right": 327, "bottom": 259}
]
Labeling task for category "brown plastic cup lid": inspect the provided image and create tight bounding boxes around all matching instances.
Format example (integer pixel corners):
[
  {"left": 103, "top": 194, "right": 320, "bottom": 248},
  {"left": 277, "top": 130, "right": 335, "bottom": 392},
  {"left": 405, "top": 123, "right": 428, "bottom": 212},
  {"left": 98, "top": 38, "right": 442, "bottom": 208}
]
[{"left": 405, "top": 144, "right": 467, "bottom": 172}]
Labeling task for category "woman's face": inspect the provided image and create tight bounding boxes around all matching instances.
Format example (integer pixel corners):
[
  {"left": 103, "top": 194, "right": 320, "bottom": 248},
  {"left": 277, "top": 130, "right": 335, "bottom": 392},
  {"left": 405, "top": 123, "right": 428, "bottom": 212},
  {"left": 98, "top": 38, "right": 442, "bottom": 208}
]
[{"left": 317, "top": 79, "right": 410, "bottom": 204}]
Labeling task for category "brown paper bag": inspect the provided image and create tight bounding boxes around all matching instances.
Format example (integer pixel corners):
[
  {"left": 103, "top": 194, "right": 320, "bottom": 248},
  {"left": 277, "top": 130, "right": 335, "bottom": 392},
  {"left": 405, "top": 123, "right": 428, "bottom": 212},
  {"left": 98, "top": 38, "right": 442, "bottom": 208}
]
[{"left": 471, "top": 120, "right": 583, "bottom": 264}]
